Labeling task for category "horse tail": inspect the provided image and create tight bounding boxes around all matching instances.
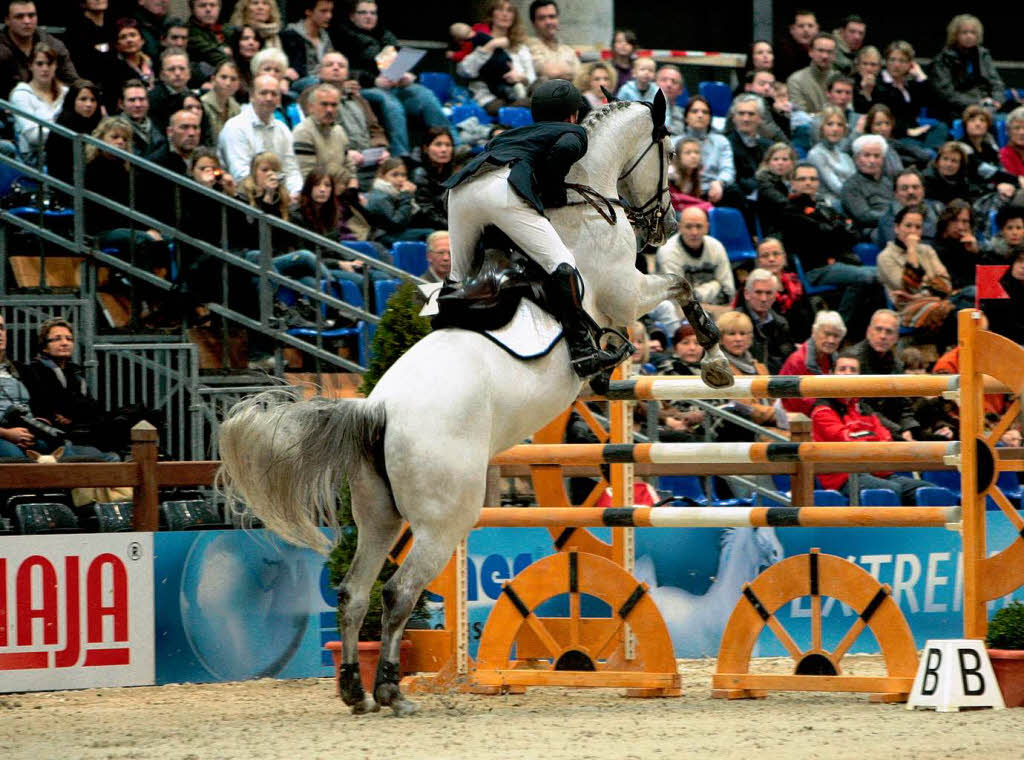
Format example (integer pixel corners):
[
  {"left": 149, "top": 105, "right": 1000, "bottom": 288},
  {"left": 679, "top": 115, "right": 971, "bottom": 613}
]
[{"left": 215, "top": 388, "right": 386, "bottom": 555}]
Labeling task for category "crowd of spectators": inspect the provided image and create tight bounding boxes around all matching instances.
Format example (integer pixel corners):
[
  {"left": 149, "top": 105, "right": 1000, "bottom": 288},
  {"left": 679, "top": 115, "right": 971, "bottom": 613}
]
[{"left": 1, "top": 1, "right": 1023, "bottom": 501}]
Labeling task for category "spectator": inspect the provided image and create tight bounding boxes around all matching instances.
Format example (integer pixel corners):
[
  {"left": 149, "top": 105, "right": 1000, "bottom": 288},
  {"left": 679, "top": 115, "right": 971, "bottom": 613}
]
[
  {"left": 250, "top": 47, "right": 297, "bottom": 114},
  {"left": 778, "top": 310, "right": 846, "bottom": 415},
  {"left": 725, "top": 94, "right": 771, "bottom": 198},
  {"left": 200, "top": 60, "right": 240, "bottom": 144},
  {"left": 874, "top": 167, "right": 942, "bottom": 247},
  {"left": 754, "top": 142, "right": 796, "bottom": 237},
  {"left": 712, "top": 310, "right": 781, "bottom": 439},
  {"left": 774, "top": 9, "right": 817, "bottom": 80},
  {"left": 851, "top": 45, "right": 883, "bottom": 114},
  {"left": 227, "top": 23, "right": 261, "bottom": 103},
  {"left": 743, "top": 40, "right": 774, "bottom": 77},
  {"left": 736, "top": 237, "right": 813, "bottom": 341},
  {"left": 877, "top": 41, "right": 945, "bottom": 150},
  {"left": 999, "top": 107, "right": 1024, "bottom": 179},
  {"left": 61, "top": 0, "right": 117, "bottom": 89},
  {"left": 736, "top": 267, "right": 796, "bottom": 374},
  {"left": 0, "top": 311, "right": 38, "bottom": 459},
  {"left": 421, "top": 229, "right": 451, "bottom": 282},
  {"left": 781, "top": 161, "right": 881, "bottom": 331},
  {"left": 186, "top": 0, "right": 229, "bottom": 71},
  {"left": 106, "top": 17, "right": 156, "bottom": 110},
  {"left": 9, "top": 43, "right": 68, "bottom": 166},
  {"left": 667, "top": 137, "right": 711, "bottom": 213},
  {"left": 801, "top": 74, "right": 857, "bottom": 152},
  {"left": 575, "top": 61, "right": 616, "bottom": 109},
  {"left": 292, "top": 81, "right": 358, "bottom": 189},
  {"left": 877, "top": 204, "right": 957, "bottom": 347},
  {"left": 145, "top": 108, "right": 202, "bottom": 229},
  {"left": 961, "top": 104, "right": 1018, "bottom": 192},
  {"left": 811, "top": 350, "right": 927, "bottom": 504},
  {"left": 738, "top": 70, "right": 789, "bottom": 142},
  {"left": 0, "top": 1, "right": 77, "bottom": 99},
  {"left": 118, "top": 78, "right": 165, "bottom": 157},
  {"left": 981, "top": 248, "right": 1024, "bottom": 346},
  {"left": 148, "top": 47, "right": 191, "bottom": 128},
  {"left": 218, "top": 72, "right": 303, "bottom": 196},
  {"left": 281, "top": 0, "right": 335, "bottom": 84},
  {"left": 608, "top": 28, "right": 637, "bottom": 88},
  {"left": 928, "top": 311, "right": 1010, "bottom": 428},
  {"left": 863, "top": 104, "right": 905, "bottom": 179},
  {"left": 850, "top": 309, "right": 920, "bottom": 438},
  {"left": 655, "top": 321, "right": 704, "bottom": 377},
  {"left": 364, "top": 156, "right": 432, "bottom": 246},
  {"left": 931, "top": 199, "right": 984, "bottom": 296},
  {"left": 923, "top": 140, "right": 976, "bottom": 204},
  {"left": 655, "top": 65, "right": 685, "bottom": 135},
  {"left": 21, "top": 318, "right": 120, "bottom": 462},
  {"left": 806, "top": 104, "right": 855, "bottom": 207},
  {"left": 786, "top": 32, "right": 837, "bottom": 114},
  {"left": 678, "top": 95, "right": 743, "bottom": 209},
  {"left": 930, "top": 14, "right": 1004, "bottom": 122},
  {"left": 655, "top": 206, "right": 735, "bottom": 309},
  {"left": 525, "top": 1, "right": 578, "bottom": 81},
  {"left": 132, "top": 0, "right": 168, "bottom": 61},
  {"left": 989, "top": 205, "right": 1024, "bottom": 263},
  {"left": 229, "top": 0, "right": 285, "bottom": 53},
  {"left": 616, "top": 57, "right": 657, "bottom": 104},
  {"left": 832, "top": 14, "right": 866, "bottom": 74},
  {"left": 412, "top": 126, "right": 454, "bottom": 230},
  {"left": 159, "top": 16, "right": 190, "bottom": 58},
  {"left": 84, "top": 116, "right": 168, "bottom": 274},
  {"left": 453, "top": 0, "right": 534, "bottom": 115},
  {"left": 44, "top": 79, "right": 102, "bottom": 185},
  {"left": 841, "top": 133, "right": 894, "bottom": 239}
]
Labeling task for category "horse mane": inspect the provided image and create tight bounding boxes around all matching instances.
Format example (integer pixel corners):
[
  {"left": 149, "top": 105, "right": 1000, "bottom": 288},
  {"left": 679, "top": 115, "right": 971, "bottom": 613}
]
[{"left": 581, "top": 100, "right": 641, "bottom": 136}]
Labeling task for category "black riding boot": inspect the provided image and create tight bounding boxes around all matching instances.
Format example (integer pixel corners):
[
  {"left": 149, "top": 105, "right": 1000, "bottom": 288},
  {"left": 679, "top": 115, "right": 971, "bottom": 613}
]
[{"left": 546, "top": 263, "right": 633, "bottom": 378}]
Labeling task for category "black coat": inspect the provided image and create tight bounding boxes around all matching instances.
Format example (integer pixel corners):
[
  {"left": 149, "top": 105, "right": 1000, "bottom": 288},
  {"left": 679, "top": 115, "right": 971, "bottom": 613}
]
[
  {"left": 981, "top": 268, "right": 1024, "bottom": 346},
  {"left": 738, "top": 302, "right": 796, "bottom": 375},
  {"left": 331, "top": 19, "right": 401, "bottom": 89},
  {"left": 412, "top": 163, "right": 452, "bottom": 230},
  {"left": 779, "top": 193, "right": 860, "bottom": 271},
  {"left": 21, "top": 356, "right": 104, "bottom": 435},
  {"left": 726, "top": 130, "right": 770, "bottom": 195},
  {"left": 444, "top": 122, "right": 588, "bottom": 214}
]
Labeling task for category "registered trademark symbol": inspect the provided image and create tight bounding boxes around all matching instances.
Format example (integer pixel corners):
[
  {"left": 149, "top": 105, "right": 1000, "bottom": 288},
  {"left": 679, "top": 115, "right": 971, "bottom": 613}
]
[{"left": 128, "top": 542, "right": 143, "bottom": 561}]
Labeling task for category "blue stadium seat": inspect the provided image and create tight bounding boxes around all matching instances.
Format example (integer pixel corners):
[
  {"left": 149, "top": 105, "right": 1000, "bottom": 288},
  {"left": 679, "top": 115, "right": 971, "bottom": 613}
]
[
  {"left": 860, "top": 488, "right": 900, "bottom": 506},
  {"left": 792, "top": 253, "right": 838, "bottom": 296},
  {"left": 997, "top": 119, "right": 1007, "bottom": 147},
  {"left": 656, "top": 476, "right": 709, "bottom": 504},
  {"left": 450, "top": 103, "right": 493, "bottom": 125},
  {"left": 373, "top": 278, "right": 401, "bottom": 315},
  {"left": 707, "top": 206, "right": 756, "bottom": 261},
  {"left": 419, "top": 71, "right": 453, "bottom": 103},
  {"left": 951, "top": 119, "right": 964, "bottom": 140},
  {"left": 698, "top": 81, "right": 732, "bottom": 117},
  {"left": 498, "top": 106, "right": 533, "bottom": 128},
  {"left": 922, "top": 469, "right": 961, "bottom": 496},
  {"left": 914, "top": 486, "right": 958, "bottom": 507},
  {"left": 337, "top": 278, "right": 364, "bottom": 309},
  {"left": 994, "top": 470, "right": 1023, "bottom": 505},
  {"left": 675, "top": 89, "right": 690, "bottom": 108},
  {"left": 343, "top": 240, "right": 384, "bottom": 260},
  {"left": 853, "top": 242, "right": 881, "bottom": 266},
  {"left": 392, "top": 240, "right": 427, "bottom": 275},
  {"left": 814, "top": 489, "right": 847, "bottom": 506}
]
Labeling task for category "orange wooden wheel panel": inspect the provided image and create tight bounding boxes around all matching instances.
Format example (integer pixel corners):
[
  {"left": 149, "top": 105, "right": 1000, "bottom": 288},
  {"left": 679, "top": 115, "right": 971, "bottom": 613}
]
[
  {"left": 713, "top": 550, "right": 918, "bottom": 697},
  {"left": 475, "top": 551, "right": 677, "bottom": 678}
]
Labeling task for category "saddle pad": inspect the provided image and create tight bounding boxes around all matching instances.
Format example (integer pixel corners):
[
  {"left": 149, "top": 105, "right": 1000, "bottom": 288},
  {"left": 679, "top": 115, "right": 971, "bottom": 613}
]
[{"left": 418, "top": 283, "right": 563, "bottom": 360}]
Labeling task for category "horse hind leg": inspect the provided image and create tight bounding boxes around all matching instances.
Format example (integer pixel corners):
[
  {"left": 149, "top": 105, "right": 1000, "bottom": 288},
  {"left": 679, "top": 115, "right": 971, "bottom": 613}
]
[{"left": 337, "top": 467, "right": 403, "bottom": 715}]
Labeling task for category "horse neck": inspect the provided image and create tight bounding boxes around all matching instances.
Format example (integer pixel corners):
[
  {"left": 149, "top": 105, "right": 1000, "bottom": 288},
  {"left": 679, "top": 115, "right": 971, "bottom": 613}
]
[
  {"left": 567, "top": 107, "right": 652, "bottom": 194},
  {"left": 708, "top": 528, "right": 762, "bottom": 599}
]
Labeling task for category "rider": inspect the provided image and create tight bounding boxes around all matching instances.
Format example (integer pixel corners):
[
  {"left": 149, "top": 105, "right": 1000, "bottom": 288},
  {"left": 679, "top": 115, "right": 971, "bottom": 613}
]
[{"left": 443, "top": 79, "right": 632, "bottom": 378}]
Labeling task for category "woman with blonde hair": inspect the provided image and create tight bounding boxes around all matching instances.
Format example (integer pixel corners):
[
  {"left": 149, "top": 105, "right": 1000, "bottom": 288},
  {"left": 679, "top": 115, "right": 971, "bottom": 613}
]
[
  {"left": 711, "top": 310, "right": 780, "bottom": 441},
  {"left": 754, "top": 142, "right": 797, "bottom": 236},
  {"left": 575, "top": 61, "right": 617, "bottom": 108},
  {"left": 229, "top": 0, "right": 285, "bottom": 49},
  {"left": 930, "top": 14, "right": 1005, "bottom": 121},
  {"left": 806, "top": 104, "right": 854, "bottom": 206}
]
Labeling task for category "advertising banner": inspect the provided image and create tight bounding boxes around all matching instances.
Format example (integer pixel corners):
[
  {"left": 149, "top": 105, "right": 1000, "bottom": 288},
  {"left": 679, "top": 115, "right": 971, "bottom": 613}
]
[{"left": 0, "top": 533, "right": 155, "bottom": 692}]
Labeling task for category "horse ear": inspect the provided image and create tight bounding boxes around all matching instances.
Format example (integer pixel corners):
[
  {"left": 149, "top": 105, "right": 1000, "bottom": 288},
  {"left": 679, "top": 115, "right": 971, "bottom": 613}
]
[
  {"left": 601, "top": 86, "right": 618, "bottom": 103},
  {"left": 651, "top": 88, "right": 667, "bottom": 130}
]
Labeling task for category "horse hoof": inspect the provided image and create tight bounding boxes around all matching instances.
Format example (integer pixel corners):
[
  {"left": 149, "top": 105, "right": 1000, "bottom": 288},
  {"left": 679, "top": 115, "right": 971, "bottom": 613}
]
[
  {"left": 701, "top": 359, "right": 735, "bottom": 389},
  {"left": 390, "top": 697, "right": 418, "bottom": 717},
  {"left": 349, "top": 695, "right": 380, "bottom": 715}
]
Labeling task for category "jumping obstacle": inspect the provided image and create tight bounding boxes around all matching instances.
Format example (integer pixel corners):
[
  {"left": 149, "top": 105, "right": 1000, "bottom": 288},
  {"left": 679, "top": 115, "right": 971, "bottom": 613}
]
[{"left": 384, "top": 311, "right": 1024, "bottom": 702}]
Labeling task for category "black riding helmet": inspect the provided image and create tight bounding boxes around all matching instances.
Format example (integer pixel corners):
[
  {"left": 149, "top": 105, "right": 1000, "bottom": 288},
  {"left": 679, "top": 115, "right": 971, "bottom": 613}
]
[{"left": 530, "top": 79, "right": 584, "bottom": 123}]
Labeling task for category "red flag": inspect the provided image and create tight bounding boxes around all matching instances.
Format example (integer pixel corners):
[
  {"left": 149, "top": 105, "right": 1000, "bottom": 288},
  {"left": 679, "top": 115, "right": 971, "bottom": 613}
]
[{"left": 976, "top": 265, "right": 1010, "bottom": 307}]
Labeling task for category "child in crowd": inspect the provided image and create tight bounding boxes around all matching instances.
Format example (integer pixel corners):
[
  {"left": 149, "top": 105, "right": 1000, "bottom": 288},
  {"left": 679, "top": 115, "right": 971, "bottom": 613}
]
[
  {"left": 575, "top": 61, "right": 617, "bottom": 108},
  {"left": 364, "top": 157, "right": 433, "bottom": 247},
  {"left": 616, "top": 57, "right": 658, "bottom": 103},
  {"left": 668, "top": 137, "right": 713, "bottom": 212},
  {"left": 609, "top": 29, "right": 637, "bottom": 87},
  {"left": 990, "top": 205, "right": 1024, "bottom": 262},
  {"left": 448, "top": 22, "right": 527, "bottom": 103},
  {"left": 898, "top": 346, "right": 931, "bottom": 374}
]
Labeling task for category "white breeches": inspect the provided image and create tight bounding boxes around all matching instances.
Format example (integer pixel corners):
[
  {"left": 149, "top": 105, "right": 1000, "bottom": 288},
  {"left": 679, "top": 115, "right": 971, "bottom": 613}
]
[{"left": 447, "top": 166, "right": 577, "bottom": 280}]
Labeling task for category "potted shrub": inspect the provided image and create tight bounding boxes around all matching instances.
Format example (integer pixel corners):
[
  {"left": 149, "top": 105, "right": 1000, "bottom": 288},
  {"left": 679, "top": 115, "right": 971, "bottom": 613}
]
[
  {"left": 986, "top": 600, "right": 1024, "bottom": 707},
  {"left": 326, "top": 281, "right": 432, "bottom": 690}
]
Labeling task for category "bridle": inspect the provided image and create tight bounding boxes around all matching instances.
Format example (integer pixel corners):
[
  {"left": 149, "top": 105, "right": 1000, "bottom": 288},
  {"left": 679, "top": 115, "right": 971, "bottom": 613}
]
[{"left": 565, "top": 103, "right": 672, "bottom": 243}]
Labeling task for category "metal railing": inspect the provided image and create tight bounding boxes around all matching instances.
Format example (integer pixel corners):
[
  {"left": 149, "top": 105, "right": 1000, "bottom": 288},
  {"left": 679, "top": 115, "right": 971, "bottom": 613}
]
[{"left": 0, "top": 97, "right": 426, "bottom": 375}]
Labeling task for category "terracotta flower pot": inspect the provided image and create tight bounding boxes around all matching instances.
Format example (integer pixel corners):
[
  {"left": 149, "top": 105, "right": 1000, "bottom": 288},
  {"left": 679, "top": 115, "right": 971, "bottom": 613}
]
[
  {"left": 357, "top": 639, "right": 413, "bottom": 691},
  {"left": 988, "top": 648, "right": 1024, "bottom": 707}
]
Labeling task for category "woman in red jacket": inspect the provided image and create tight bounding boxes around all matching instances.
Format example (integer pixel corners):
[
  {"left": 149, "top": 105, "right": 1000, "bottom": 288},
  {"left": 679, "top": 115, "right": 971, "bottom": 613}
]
[{"left": 810, "top": 351, "right": 927, "bottom": 504}]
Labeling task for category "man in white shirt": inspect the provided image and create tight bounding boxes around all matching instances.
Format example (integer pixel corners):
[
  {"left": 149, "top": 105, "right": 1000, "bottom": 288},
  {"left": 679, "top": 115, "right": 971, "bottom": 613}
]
[{"left": 217, "top": 73, "right": 303, "bottom": 196}]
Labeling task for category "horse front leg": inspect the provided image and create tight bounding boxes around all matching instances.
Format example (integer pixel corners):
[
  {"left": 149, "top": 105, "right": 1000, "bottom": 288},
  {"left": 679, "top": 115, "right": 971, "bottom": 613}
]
[{"left": 632, "top": 273, "right": 734, "bottom": 389}]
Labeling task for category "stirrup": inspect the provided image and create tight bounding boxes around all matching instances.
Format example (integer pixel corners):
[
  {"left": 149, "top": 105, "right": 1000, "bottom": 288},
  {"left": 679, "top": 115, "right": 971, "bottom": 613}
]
[{"left": 569, "top": 326, "right": 635, "bottom": 379}]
